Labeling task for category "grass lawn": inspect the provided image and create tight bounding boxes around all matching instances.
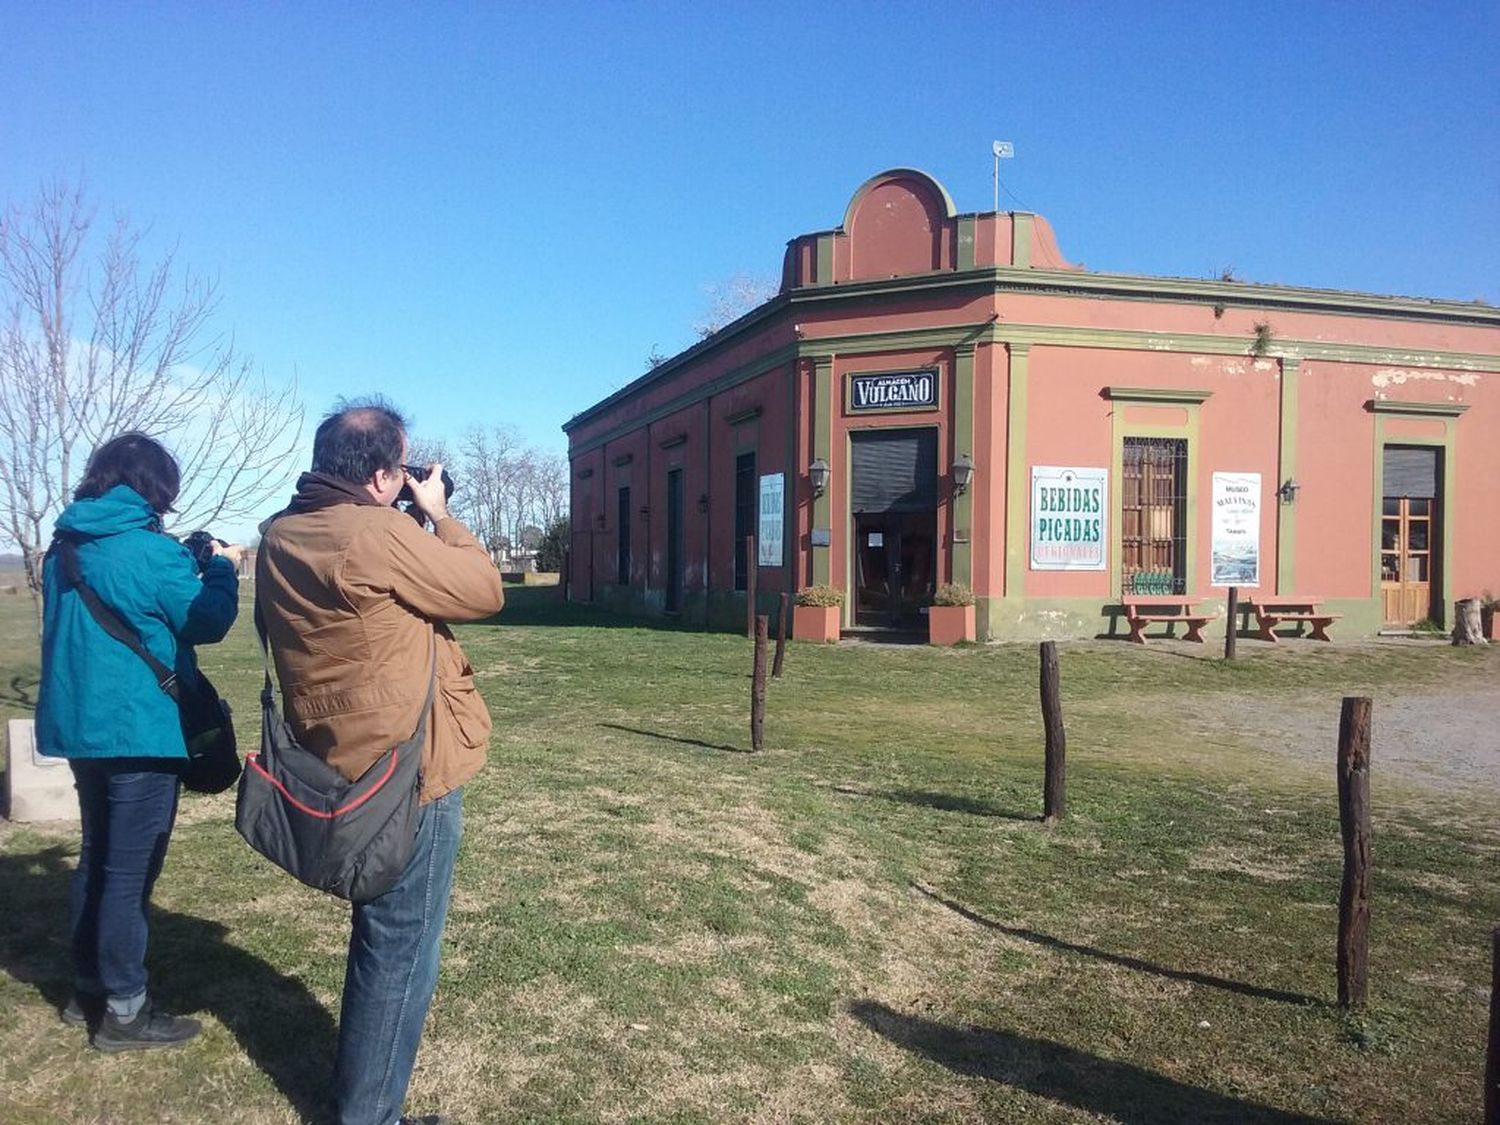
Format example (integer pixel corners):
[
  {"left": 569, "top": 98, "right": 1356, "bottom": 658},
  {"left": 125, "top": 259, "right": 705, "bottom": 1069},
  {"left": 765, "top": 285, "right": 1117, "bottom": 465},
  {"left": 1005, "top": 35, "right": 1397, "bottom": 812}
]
[{"left": 1, "top": 586, "right": 1496, "bottom": 1124}]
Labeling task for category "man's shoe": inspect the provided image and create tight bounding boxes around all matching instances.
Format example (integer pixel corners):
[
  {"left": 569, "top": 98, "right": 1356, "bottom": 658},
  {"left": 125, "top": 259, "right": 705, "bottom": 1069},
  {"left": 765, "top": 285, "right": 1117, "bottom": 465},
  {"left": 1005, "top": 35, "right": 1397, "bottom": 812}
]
[
  {"left": 398, "top": 1116, "right": 448, "bottom": 1124},
  {"left": 91, "top": 1001, "right": 201, "bottom": 1052},
  {"left": 60, "top": 991, "right": 104, "bottom": 1027}
]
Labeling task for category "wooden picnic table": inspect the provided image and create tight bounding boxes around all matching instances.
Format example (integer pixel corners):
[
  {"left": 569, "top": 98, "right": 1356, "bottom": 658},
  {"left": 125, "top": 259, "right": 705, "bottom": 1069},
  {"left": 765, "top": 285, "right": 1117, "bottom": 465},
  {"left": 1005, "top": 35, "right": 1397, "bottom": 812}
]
[
  {"left": 1244, "top": 595, "right": 1340, "bottom": 642},
  {"left": 1120, "top": 595, "right": 1219, "bottom": 645}
]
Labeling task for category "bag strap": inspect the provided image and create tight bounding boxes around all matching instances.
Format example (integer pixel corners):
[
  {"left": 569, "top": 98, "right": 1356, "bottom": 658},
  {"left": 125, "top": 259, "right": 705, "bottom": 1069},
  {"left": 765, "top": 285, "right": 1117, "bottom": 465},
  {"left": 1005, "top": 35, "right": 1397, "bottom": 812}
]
[{"left": 52, "top": 536, "right": 182, "bottom": 702}]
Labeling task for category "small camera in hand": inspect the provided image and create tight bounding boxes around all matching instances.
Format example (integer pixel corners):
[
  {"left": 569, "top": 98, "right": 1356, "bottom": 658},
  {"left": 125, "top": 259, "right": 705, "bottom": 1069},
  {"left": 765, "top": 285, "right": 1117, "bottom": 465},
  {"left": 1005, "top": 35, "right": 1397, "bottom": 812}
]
[
  {"left": 183, "top": 530, "right": 228, "bottom": 570},
  {"left": 395, "top": 464, "right": 456, "bottom": 505}
]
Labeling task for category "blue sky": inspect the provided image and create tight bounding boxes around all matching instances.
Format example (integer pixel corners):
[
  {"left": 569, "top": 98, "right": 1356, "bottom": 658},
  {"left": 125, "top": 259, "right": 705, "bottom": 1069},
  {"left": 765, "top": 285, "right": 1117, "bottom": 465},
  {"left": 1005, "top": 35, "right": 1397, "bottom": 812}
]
[{"left": 4, "top": 1, "right": 1497, "bottom": 494}]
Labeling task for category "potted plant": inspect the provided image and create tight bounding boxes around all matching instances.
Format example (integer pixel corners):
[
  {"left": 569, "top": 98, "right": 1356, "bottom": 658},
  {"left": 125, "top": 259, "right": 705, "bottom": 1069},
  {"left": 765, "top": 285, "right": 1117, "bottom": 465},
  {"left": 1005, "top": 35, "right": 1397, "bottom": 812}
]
[
  {"left": 793, "top": 584, "right": 843, "bottom": 643},
  {"left": 928, "top": 582, "right": 976, "bottom": 645},
  {"left": 1483, "top": 592, "right": 1500, "bottom": 642}
]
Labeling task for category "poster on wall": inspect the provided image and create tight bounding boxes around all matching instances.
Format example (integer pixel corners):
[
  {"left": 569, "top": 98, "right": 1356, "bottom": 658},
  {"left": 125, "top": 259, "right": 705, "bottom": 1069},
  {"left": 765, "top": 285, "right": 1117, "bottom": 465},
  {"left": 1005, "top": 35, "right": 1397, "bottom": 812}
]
[
  {"left": 1030, "top": 466, "right": 1107, "bottom": 571},
  {"left": 1210, "top": 472, "right": 1261, "bottom": 587},
  {"left": 758, "top": 473, "right": 784, "bottom": 567}
]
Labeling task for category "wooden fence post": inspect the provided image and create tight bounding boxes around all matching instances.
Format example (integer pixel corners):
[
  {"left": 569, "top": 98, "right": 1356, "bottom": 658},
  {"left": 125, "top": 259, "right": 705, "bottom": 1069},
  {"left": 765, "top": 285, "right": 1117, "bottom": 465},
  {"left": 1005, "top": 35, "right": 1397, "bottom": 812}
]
[
  {"left": 1224, "top": 586, "right": 1238, "bottom": 660},
  {"left": 746, "top": 535, "right": 757, "bottom": 639},
  {"left": 751, "top": 615, "right": 769, "bottom": 752},
  {"left": 1041, "top": 641, "right": 1066, "bottom": 824},
  {"left": 772, "top": 592, "right": 789, "bottom": 679},
  {"left": 1337, "top": 696, "right": 1373, "bottom": 1009},
  {"left": 1486, "top": 925, "right": 1499, "bottom": 1125}
]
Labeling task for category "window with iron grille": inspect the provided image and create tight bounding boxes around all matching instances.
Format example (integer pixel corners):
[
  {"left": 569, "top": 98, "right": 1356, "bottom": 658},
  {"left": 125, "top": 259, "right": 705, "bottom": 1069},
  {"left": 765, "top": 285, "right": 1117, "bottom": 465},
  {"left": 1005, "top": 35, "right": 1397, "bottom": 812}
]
[
  {"left": 733, "top": 452, "right": 756, "bottom": 591},
  {"left": 616, "top": 485, "right": 631, "bottom": 586},
  {"left": 1121, "top": 437, "right": 1188, "bottom": 595}
]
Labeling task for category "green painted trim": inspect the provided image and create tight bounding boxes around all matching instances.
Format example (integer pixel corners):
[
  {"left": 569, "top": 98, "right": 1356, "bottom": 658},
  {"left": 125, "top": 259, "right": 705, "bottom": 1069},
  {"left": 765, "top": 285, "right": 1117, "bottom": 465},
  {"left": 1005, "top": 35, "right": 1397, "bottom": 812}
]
[
  {"left": 952, "top": 346, "right": 975, "bottom": 586},
  {"left": 1003, "top": 346, "right": 1030, "bottom": 603},
  {"left": 956, "top": 216, "right": 976, "bottom": 270},
  {"left": 812, "top": 357, "right": 832, "bottom": 586},
  {"left": 1012, "top": 213, "right": 1033, "bottom": 268},
  {"left": 1105, "top": 386, "right": 1214, "bottom": 404},
  {"left": 1276, "top": 358, "right": 1301, "bottom": 595},
  {"left": 1368, "top": 400, "right": 1472, "bottom": 417},
  {"left": 1370, "top": 418, "right": 1458, "bottom": 628},
  {"left": 800, "top": 322, "right": 995, "bottom": 358},
  {"left": 816, "top": 234, "right": 834, "bottom": 286},
  {"left": 1110, "top": 412, "right": 1202, "bottom": 597},
  {"left": 725, "top": 405, "right": 762, "bottom": 426}
]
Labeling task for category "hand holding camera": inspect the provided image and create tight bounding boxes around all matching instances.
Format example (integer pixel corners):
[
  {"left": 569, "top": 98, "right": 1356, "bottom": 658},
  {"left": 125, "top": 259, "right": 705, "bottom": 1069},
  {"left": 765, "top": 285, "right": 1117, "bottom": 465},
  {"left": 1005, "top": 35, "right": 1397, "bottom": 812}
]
[
  {"left": 396, "top": 463, "right": 454, "bottom": 526},
  {"left": 183, "top": 530, "right": 244, "bottom": 570}
]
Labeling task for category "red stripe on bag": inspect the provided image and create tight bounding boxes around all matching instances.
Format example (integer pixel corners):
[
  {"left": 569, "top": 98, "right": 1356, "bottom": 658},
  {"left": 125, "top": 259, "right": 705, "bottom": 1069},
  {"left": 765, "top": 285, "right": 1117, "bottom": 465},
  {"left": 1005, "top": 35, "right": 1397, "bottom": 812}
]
[{"left": 244, "top": 751, "right": 401, "bottom": 820}]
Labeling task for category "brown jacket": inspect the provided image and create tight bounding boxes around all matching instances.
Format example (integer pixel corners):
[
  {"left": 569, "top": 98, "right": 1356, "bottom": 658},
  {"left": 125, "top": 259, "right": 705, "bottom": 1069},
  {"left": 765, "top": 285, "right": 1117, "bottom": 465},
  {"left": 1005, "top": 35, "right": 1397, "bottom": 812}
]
[{"left": 257, "top": 501, "right": 504, "bottom": 802}]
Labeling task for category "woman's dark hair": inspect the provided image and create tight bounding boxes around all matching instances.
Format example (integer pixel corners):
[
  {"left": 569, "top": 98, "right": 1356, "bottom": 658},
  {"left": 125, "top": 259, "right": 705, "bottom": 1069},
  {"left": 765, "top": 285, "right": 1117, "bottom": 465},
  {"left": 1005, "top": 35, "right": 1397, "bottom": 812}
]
[
  {"left": 74, "top": 432, "right": 181, "bottom": 514},
  {"left": 311, "top": 397, "right": 409, "bottom": 484}
]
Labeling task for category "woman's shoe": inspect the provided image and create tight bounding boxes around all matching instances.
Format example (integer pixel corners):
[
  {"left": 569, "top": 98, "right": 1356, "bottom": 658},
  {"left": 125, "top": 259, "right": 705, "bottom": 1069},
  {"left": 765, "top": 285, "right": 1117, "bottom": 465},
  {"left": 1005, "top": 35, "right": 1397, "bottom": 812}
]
[{"left": 91, "top": 1001, "right": 201, "bottom": 1052}]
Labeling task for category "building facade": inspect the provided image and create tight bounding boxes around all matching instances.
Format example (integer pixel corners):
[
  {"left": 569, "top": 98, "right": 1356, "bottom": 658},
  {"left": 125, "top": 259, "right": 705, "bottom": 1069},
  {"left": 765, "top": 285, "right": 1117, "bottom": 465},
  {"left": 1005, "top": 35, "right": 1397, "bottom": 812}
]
[{"left": 563, "top": 169, "right": 1499, "bottom": 640}]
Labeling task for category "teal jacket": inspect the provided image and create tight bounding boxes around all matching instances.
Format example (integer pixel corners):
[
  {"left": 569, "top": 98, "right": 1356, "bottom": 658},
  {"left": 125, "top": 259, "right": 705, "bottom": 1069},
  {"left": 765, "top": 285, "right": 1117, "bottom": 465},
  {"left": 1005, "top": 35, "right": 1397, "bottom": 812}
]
[{"left": 36, "top": 485, "right": 240, "bottom": 760}]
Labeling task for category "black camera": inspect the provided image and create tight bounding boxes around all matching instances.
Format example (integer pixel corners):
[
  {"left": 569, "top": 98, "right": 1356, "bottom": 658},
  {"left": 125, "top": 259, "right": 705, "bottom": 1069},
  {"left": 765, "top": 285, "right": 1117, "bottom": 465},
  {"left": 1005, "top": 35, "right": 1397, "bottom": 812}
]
[
  {"left": 395, "top": 464, "right": 456, "bottom": 505},
  {"left": 183, "top": 530, "right": 228, "bottom": 570}
]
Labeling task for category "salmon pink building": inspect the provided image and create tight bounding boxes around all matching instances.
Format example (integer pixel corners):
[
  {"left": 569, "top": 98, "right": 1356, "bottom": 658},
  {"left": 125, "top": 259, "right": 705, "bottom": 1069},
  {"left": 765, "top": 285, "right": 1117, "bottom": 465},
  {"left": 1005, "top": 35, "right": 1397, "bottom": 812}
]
[{"left": 562, "top": 169, "right": 1499, "bottom": 641}]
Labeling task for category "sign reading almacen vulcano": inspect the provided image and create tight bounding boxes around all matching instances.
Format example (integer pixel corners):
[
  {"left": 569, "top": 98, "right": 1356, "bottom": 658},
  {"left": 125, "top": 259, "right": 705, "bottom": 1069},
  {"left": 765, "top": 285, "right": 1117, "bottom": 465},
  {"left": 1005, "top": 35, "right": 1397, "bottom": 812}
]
[
  {"left": 1030, "top": 466, "right": 1107, "bottom": 571},
  {"left": 847, "top": 369, "right": 938, "bottom": 413}
]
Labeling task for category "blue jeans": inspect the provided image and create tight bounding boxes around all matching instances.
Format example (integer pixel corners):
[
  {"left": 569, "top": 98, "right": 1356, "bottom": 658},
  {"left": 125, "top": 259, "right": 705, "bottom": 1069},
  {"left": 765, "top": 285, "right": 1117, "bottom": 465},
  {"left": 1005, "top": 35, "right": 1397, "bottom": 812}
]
[
  {"left": 335, "top": 788, "right": 464, "bottom": 1125},
  {"left": 69, "top": 759, "right": 182, "bottom": 1015}
]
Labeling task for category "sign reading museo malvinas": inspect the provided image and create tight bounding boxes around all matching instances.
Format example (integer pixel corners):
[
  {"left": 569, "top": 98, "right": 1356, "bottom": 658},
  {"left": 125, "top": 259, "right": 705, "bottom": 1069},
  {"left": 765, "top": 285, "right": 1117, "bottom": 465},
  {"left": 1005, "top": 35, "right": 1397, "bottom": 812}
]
[
  {"left": 758, "top": 473, "right": 784, "bottom": 567},
  {"left": 848, "top": 370, "right": 937, "bottom": 413},
  {"left": 1030, "top": 467, "right": 1107, "bottom": 570},
  {"left": 1210, "top": 472, "right": 1261, "bottom": 587}
]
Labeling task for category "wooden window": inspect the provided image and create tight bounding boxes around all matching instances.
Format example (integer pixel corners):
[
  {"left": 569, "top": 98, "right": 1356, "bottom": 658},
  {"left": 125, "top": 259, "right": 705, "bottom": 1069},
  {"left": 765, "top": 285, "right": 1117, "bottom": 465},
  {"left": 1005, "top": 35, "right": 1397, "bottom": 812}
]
[
  {"left": 1121, "top": 437, "right": 1188, "bottom": 595},
  {"left": 616, "top": 485, "right": 631, "bottom": 586},
  {"left": 734, "top": 452, "right": 756, "bottom": 591}
]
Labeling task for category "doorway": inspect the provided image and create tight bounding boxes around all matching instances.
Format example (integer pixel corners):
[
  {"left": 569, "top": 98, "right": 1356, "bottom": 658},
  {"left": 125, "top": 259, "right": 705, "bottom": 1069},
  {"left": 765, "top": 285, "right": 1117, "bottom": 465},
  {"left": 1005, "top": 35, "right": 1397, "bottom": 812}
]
[
  {"left": 1380, "top": 446, "right": 1441, "bottom": 628},
  {"left": 850, "top": 428, "right": 938, "bottom": 630},
  {"left": 665, "top": 468, "right": 684, "bottom": 612}
]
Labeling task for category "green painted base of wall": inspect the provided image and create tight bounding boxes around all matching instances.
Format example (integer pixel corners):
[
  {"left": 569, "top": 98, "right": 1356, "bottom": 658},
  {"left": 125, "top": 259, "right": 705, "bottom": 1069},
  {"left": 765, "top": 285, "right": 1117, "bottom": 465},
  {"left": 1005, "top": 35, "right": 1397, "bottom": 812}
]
[
  {"left": 584, "top": 585, "right": 793, "bottom": 635},
  {"left": 979, "top": 596, "right": 1390, "bottom": 643}
]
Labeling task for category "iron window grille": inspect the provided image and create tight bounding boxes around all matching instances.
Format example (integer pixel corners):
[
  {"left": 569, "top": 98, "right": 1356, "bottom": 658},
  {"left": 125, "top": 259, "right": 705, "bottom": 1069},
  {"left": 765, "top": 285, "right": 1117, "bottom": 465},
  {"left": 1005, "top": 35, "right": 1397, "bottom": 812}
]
[{"left": 1121, "top": 437, "right": 1188, "bottom": 596}]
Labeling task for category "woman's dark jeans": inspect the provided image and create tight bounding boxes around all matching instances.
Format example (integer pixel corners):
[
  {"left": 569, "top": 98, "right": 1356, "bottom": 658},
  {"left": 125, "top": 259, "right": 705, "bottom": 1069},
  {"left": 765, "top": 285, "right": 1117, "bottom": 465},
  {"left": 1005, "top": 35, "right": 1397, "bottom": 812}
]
[{"left": 69, "top": 758, "right": 181, "bottom": 1015}]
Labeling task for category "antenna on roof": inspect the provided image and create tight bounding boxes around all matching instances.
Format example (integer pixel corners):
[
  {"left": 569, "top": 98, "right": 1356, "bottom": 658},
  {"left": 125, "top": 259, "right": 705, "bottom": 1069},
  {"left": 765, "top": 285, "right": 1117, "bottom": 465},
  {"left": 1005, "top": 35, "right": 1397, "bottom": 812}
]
[{"left": 992, "top": 140, "right": 1014, "bottom": 213}]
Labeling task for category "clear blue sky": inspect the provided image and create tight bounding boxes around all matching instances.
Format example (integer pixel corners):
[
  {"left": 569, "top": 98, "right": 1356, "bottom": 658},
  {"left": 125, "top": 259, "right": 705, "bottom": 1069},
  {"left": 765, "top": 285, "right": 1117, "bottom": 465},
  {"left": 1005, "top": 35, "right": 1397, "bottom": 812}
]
[{"left": 4, "top": 1, "right": 1497, "bottom": 477}]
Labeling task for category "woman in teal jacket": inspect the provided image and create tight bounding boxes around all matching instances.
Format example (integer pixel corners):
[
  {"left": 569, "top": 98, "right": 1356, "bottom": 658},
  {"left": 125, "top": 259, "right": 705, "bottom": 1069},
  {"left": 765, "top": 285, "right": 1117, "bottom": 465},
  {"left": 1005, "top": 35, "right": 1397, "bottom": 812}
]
[{"left": 37, "top": 433, "right": 241, "bottom": 1052}]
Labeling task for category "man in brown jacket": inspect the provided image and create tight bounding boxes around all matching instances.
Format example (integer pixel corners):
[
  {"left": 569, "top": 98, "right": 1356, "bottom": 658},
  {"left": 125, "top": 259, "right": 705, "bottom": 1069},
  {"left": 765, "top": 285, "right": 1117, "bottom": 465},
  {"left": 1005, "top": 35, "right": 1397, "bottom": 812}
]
[{"left": 257, "top": 399, "right": 503, "bottom": 1125}]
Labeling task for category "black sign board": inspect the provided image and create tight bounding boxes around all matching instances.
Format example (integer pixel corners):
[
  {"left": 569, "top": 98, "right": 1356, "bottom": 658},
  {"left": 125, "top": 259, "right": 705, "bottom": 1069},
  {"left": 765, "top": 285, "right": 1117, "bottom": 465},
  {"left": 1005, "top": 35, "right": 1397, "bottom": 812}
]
[{"left": 847, "top": 370, "right": 938, "bottom": 414}]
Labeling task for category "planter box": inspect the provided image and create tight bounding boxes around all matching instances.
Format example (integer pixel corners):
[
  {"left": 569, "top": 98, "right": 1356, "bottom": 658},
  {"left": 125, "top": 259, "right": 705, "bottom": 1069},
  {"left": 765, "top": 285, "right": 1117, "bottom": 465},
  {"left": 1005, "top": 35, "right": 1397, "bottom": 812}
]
[
  {"left": 928, "top": 604, "right": 976, "bottom": 646},
  {"left": 793, "top": 604, "right": 841, "bottom": 643}
]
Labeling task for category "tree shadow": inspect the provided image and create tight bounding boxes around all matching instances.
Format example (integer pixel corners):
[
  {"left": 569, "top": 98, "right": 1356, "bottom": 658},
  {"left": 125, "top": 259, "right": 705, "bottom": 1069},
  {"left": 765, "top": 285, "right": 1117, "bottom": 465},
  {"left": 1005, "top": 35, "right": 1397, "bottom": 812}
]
[
  {"left": 912, "top": 884, "right": 1320, "bottom": 1008},
  {"left": 0, "top": 845, "right": 337, "bottom": 1124},
  {"left": 2, "top": 673, "right": 39, "bottom": 711},
  {"left": 832, "top": 785, "right": 1037, "bottom": 822},
  {"left": 847, "top": 999, "right": 1338, "bottom": 1124},
  {"left": 597, "top": 722, "right": 751, "bottom": 755}
]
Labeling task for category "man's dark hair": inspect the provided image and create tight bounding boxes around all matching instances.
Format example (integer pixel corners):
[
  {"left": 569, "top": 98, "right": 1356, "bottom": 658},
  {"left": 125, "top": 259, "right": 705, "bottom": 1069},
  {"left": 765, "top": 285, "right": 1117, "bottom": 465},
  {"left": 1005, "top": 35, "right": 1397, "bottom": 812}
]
[
  {"left": 74, "top": 432, "right": 181, "bottom": 514},
  {"left": 311, "top": 397, "right": 409, "bottom": 484}
]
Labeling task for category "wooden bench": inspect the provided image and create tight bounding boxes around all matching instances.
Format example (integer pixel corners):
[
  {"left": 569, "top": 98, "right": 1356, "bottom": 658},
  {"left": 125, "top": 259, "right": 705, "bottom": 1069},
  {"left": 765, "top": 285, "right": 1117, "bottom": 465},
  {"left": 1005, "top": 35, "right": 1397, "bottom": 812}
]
[
  {"left": 1120, "top": 596, "right": 1219, "bottom": 645},
  {"left": 1244, "top": 596, "right": 1340, "bottom": 642}
]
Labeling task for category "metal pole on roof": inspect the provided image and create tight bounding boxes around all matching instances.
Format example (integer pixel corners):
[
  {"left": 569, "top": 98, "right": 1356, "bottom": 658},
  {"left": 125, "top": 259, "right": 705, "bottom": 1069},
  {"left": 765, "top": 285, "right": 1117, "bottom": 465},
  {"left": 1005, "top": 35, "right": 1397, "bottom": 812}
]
[{"left": 992, "top": 140, "right": 1014, "bottom": 213}]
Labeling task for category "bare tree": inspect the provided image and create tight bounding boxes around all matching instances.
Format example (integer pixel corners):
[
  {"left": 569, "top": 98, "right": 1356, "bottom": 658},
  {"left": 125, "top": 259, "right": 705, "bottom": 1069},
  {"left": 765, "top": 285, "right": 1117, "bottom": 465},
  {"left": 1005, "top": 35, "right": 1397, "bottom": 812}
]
[
  {"left": 692, "top": 272, "right": 779, "bottom": 339},
  {"left": 0, "top": 181, "right": 303, "bottom": 620}
]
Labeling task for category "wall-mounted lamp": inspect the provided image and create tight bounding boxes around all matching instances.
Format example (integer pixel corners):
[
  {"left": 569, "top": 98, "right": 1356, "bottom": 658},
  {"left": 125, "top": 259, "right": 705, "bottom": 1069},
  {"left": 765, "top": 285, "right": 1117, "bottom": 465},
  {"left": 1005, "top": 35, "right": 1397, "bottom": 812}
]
[
  {"left": 952, "top": 453, "right": 975, "bottom": 496},
  {"left": 1276, "top": 478, "right": 1301, "bottom": 504},
  {"left": 697, "top": 492, "right": 709, "bottom": 514},
  {"left": 809, "top": 457, "right": 831, "bottom": 498}
]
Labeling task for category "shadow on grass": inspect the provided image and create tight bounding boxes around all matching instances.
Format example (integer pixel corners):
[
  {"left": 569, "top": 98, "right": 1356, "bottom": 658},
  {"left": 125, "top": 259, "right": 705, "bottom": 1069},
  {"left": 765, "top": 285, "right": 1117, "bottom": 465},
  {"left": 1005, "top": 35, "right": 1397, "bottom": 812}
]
[
  {"left": 0, "top": 845, "right": 336, "bottom": 1124},
  {"left": 487, "top": 587, "right": 724, "bottom": 633},
  {"left": 834, "top": 785, "right": 1038, "bottom": 822},
  {"left": 598, "top": 722, "right": 751, "bottom": 755},
  {"left": 848, "top": 999, "right": 1336, "bottom": 1124},
  {"left": 3, "top": 672, "right": 38, "bottom": 711},
  {"left": 913, "top": 885, "right": 1320, "bottom": 1008}
]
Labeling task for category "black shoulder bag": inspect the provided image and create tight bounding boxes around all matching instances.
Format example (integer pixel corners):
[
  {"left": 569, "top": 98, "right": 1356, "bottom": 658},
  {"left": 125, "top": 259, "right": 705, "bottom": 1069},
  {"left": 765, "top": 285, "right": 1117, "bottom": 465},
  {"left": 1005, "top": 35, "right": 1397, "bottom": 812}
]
[
  {"left": 234, "top": 608, "right": 434, "bottom": 903},
  {"left": 52, "top": 536, "right": 241, "bottom": 794}
]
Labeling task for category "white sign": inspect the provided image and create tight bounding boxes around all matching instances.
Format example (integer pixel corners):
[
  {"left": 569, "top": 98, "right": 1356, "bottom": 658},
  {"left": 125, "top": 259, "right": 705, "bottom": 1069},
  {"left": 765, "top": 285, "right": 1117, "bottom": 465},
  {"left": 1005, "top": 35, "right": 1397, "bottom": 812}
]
[
  {"left": 1030, "top": 467, "right": 1107, "bottom": 571},
  {"left": 758, "top": 473, "right": 784, "bottom": 567},
  {"left": 1211, "top": 472, "right": 1261, "bottom": 587}
]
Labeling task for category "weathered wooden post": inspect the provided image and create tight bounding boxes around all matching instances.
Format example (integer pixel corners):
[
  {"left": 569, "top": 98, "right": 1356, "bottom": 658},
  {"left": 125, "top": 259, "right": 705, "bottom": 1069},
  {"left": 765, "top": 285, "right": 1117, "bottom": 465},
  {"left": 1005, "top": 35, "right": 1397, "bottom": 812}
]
[
  {"left": 1224, "top": 586, "right": 1239, "bottom": 660},
  {"left": 746, "top": 535, "right": 757, "bottom": 639},
  {"left": 1337, "top": 696, "right": 1373, "bottom": 1009},
  {"left": 1454, "top": 598, "right": 1489, "bottom": 646},
  {"left": 1487, "top": 925, "right": 1499, "bottom": 1125},
  {"left": 772, "top": 591, "right": 789, "bottom": 679},
  {"left": 751, "top": 614, "right": 769, "bottom": 751},
  {"left": 1040, "top": 641, "right": 1066, "bottom": 824}
]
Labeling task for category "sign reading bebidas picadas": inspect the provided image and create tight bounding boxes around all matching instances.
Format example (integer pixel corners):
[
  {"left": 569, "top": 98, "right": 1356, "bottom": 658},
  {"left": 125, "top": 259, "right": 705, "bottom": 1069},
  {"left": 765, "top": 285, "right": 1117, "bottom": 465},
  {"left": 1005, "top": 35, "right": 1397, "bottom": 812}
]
[
  {"left": 1030, "top": 466, "right": 1107, "bottom": 571},
  {"left": 847, "top": 370, "right": 937, "bottom": 413}
]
